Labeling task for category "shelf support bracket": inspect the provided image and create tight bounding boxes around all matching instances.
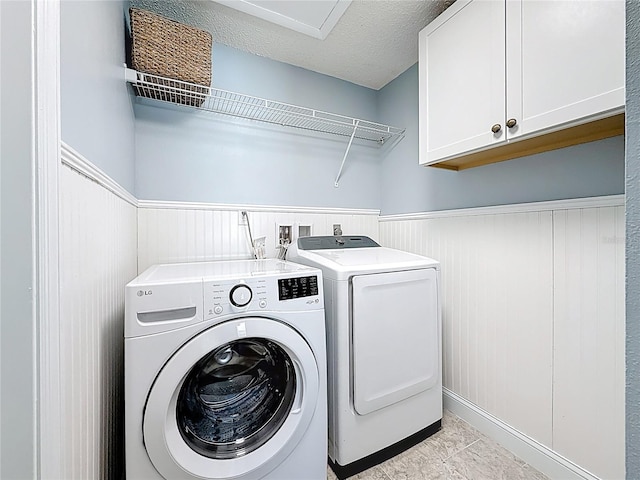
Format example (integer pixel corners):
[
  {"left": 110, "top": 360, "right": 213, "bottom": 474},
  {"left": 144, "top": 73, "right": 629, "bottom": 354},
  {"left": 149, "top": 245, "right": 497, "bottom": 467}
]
[{"left": 334, "top": 120, "right": 359, "bottom": 188}]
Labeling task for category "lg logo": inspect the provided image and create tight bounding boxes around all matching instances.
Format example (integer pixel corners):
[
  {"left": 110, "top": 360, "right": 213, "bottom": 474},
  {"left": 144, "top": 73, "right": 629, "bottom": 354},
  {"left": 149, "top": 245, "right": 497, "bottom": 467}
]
[{"left": 137, "top": 290, "right": 153, "bottom": 297}]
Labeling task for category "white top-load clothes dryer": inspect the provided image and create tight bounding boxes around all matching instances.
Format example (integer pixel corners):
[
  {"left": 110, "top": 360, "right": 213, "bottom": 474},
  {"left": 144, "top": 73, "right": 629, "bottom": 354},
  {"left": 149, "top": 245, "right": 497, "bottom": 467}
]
[{"left": 287, "top": 236, "right": 442, "bottom": 479}]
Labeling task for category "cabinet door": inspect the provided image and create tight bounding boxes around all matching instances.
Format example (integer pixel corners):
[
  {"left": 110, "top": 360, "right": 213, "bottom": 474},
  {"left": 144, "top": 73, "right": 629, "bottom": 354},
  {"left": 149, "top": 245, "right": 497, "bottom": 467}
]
[
  {"left": 506, "top": 0, "right": 625, "bottom": 140},
  {"left": 419, "top": 0, "right": 506, "bottom": 165}
]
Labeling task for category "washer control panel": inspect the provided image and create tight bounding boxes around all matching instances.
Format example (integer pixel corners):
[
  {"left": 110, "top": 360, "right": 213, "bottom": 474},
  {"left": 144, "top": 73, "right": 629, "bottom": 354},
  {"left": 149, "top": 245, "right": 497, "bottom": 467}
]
[
  {"left": 203, "top": 273, "right": 323, "bottom": 320},
  {"left": 278, "top": 275, "right": 319, "bottom": 300}
]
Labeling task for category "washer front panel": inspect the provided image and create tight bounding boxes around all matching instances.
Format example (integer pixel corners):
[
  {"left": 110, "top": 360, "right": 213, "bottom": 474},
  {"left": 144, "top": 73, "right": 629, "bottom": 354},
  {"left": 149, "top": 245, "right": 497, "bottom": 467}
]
[{"left": 143, "top": 318, "right": 319, "bottom": 480}]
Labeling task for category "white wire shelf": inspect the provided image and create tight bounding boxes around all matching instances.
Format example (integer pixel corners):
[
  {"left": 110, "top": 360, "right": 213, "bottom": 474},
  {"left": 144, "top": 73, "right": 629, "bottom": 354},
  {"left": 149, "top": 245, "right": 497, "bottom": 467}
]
[{"left": 126, "top": 68, "right": 405, "bottom": 146}]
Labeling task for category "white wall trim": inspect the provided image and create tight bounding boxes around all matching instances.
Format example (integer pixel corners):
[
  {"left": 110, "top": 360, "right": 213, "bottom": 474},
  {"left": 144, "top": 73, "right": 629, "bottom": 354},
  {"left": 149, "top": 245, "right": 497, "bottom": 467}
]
[
  {"left": 63, "top": 149, "right": 622, "bottom": 221},
  {"left": 443, "top": 388, "right": 600, "bottom": 480},
  {"left": 379, "top": 195, "right": 625, "bottom": 221},
  {"left": 35, "top": 0, "right": 62, "bottom": 477},
  {"left": 137, "top": 199, "right": 380, "bottom": 216},
  {"left": 61, "top": 142, "right": 138, "bottom": 207},
  {"left": 60, "top": 143, "right": 379, "bottom": 216}
]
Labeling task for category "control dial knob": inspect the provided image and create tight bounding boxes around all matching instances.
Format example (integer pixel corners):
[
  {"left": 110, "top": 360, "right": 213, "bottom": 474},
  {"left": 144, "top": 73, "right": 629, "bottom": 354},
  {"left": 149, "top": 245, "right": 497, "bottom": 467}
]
[{"left": 230, "top": 284, "right": 252, "bottom": 307}]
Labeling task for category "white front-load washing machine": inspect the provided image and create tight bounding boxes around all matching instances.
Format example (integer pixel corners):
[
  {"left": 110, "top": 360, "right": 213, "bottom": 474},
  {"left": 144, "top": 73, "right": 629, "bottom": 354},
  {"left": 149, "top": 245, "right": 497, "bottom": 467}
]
[
  {"left": 287, "top": 236, "right": 442, "bottom": 479},
  {"left": 125, "top": 259, "right": 327, "bottom": 480}
]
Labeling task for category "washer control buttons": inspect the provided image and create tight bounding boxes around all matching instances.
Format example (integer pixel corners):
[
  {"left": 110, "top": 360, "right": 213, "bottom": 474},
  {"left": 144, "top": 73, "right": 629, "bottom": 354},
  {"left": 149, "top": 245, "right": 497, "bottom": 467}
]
[
  {"left": 259, "top": 299, "right": 267, "bottom": 309},
  {"left": 213, "top": 305, "right": 223, "bottom": 315},
  {"left": 230, "top": 284, "right": 252, "bottom": 307}
]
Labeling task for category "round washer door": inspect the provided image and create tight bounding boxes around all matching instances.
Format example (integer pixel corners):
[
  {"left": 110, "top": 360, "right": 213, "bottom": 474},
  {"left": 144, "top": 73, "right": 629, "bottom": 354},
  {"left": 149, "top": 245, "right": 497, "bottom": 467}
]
[{"left": 143, "top": 317, "right": 320, "bottom": 480}]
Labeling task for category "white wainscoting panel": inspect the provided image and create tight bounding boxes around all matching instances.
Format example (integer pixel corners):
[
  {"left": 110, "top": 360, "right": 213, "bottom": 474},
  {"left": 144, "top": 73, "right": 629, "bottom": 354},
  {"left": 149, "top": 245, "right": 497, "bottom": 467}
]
[
  {"left": 379, "top": 197, "right": 625, "bottom": 479},
  {"left": 553, "top": 206, "right": 625, "bottom": 479},
  {"left": 59, "top": 164, "right": 137, "bottom": 479},
  {"left": 380, "top": 212, "right": 554, "bottom": 447},
  {"left": 137, "top": 206, "right": 379, "bottom": 272}
]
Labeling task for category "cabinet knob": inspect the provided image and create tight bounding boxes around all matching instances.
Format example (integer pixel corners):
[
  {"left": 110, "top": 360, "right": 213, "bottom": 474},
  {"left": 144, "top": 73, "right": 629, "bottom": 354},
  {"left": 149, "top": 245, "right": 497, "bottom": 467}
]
[
  {"left": 506, "top": 118, "right": 517, "bottom": 128},
  {"left": 491, "top": 124, "right": 502, "bottom": 134}
]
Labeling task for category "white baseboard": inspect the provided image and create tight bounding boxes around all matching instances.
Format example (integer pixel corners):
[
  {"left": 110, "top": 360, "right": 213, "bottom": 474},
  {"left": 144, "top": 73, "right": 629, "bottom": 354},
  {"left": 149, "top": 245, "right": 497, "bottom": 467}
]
[{"left": 443, "top": 388, "right": 600, "bottom": 480}]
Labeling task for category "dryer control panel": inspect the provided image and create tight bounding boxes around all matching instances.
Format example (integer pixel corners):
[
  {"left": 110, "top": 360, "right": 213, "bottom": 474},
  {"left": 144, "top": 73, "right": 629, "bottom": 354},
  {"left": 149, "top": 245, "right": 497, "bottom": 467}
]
[{"left": 203, "top": 273, "right": 323, "bottom": 320}]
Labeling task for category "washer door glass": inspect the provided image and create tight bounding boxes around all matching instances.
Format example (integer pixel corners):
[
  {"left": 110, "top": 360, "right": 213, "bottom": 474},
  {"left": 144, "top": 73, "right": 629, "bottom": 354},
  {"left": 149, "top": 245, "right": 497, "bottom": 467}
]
[
  {"left": 176, "top": 338, "right": 296, "bottom": 459},
  {"left": 143, "top": 317, "right": 320, "bottom": 480}
]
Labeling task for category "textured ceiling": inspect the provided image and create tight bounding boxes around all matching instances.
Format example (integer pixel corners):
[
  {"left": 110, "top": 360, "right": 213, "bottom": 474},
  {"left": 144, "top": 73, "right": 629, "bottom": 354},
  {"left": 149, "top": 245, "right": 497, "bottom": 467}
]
[{"left": 130, "top": 0, "right": 453, "bottom": 90}]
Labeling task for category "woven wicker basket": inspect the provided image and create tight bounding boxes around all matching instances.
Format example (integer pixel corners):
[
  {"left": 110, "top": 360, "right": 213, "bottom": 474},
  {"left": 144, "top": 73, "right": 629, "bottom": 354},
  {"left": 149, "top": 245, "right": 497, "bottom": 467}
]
[{"left": 130, "top": 8, "right": 212, "bottom": 106}]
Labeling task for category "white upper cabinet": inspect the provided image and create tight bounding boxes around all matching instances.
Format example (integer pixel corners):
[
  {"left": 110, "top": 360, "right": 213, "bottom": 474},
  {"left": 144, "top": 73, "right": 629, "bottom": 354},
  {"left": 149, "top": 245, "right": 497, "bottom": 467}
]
[
  {"left": 506, "top": 0, "right": 625, "bottom": 140},
  {"left": 419, "top": 0, "right": 507, "bottom": 164},
  {"left": 419, "top": 0, "right": 625, "bottom": 169}
]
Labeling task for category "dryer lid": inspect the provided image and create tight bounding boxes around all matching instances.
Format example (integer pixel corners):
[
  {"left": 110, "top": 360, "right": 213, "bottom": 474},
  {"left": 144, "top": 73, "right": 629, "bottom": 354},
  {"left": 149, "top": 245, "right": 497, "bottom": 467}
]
[{"left": 288, "top": 237, "right": 439, "bottom": 281}]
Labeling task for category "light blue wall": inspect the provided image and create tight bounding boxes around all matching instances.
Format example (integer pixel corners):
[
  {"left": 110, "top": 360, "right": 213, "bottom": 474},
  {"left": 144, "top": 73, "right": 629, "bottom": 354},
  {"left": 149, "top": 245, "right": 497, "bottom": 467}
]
[
  {"left": 213, "top": 45, "right": 378, "bottom": 118},
  {"left": 60, "top": 0, "right": 136, "bottom": 193},
  {"left": 378, "top": 64, "right": 625, "bottom": 215},
  {"left": 1, "top": 1, "right": 36, "bottom": 477},
  {"left": 626, "top": 1, "right": 640, "bottom": 477},
  {"left": 135, "top": 44, "right": 381, "bottom": 208},
  {"left": 133, "top": 27, "right": 625, "bottom": 214}
]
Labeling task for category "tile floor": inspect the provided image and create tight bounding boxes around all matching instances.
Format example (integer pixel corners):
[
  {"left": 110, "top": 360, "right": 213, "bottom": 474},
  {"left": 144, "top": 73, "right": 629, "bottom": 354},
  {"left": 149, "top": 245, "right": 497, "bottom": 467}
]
[{"left": 327, "top": 410, "right": 548, "bottom": 480}]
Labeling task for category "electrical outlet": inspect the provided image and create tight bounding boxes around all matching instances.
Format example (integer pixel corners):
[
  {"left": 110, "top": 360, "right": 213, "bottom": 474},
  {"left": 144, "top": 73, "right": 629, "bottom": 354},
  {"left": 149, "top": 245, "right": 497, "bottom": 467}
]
[
  {"left": 333, "top": 224, "right": 342, "bottom": 236},
  {"left": 277, "top": 224, "right": 293, "bottom": 246}
]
